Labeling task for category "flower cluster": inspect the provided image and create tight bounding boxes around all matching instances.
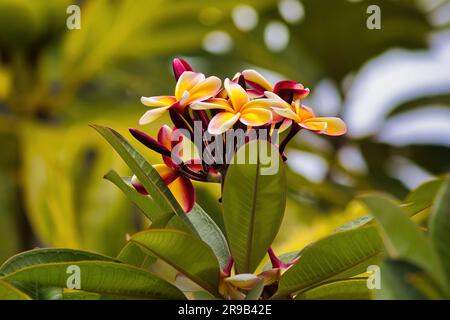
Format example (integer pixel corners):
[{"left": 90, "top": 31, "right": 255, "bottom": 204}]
[{"left": 129, "top": 58, "right": 346, "bottom": 213}]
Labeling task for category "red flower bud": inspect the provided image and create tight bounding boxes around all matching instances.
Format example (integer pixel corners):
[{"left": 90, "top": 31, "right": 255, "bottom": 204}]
[
  {"left": 172, "top": 58, "right": 193, "bottom": 81},
  {"left": 129, "top": 128, "right": 172, "bottom": 157},
  {"left": 273, "top": 80, "right": 310, "bottom": 102}
]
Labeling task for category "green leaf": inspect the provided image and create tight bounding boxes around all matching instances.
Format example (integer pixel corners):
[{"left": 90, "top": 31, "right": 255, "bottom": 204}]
[
  {"left": 245, "top": 278, "right": 264, "bottom": 301},
  {"left": 402, "top": 178, "right": 444, "bottom": 216},
  {"left": 104, "top": 170, "right": 172, "bottom": 224},
  {"left": 38, "top": 287, "right": 64, "bottom": 300},
  {"left": 188, "top": 204, "right": 231, "bottom": 269},
  {"left": 274, "top": 227, "right": 383, "bottom": 299},
  {"left": 223, "top": 140, "right": 286, "bottom": 273},
  {"left": 0, "top": 279, "right": 31, "bottom": 300},
  {"left": 91, "top": 125, "right": 195, "bottom": 232},
  {"left": 336, "top": 179, "right": 443, "bottom": 234},
  {"left": 62, "top": 290, "right": 102, "bottom": 300},
  {"left": 429, "top": 178, "right": 450, "bottom": 294},
  {"left": 295, "top": 278, "right": 371, "bottom": 300},
  {"left": 0, "top": 248, "right": 118, "bottom": 276},
  {"left": 376, "top": 259, "right": 429, "bottom": 300},
  {"left": 190, "top": 291, "right": 219, "bottom": 300},
  {"left": 116, "top": 242, "right": 156, "bottom": 269},
  {"left": 131, "top": 229, "right": 221, "bottom": 297},
  {"left": 335, "top": 215, "right": 374, "bottom": 232},
  {"left": 360, "top": 195, "right": 446, "bottom": 287},
  {"left": 2, "top": 261, "right": 185, "bottom": 300}
]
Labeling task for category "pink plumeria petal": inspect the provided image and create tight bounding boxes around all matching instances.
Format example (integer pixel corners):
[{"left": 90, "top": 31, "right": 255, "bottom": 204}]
[
  {"left": 240, "top": 107, "right": 272, "bottom": 127},
  {"left": 190, "top": 98, "right": 234, "bottom": 112},
  {"left": 168, "top": 176, "right": 195, "bottom": 213},
  {"left": 157, "top": 125, "right": 173, "bottom": 150},
  {"left": 140, "top": 96, "right": 177, "bottom": 107},
  {"left": 208, "top": 111, "right": 241, "bottom": 135},
  {"left": 139, "top": 106, "right": 171, "bottom": 125},
  {"left": 302, "top": 117, "right": 347, "bottom": 136},
  {"left": 278, "top": 118, "right": 293, "bottom": 133},
  {"left": 131, "top": 175, "right": 148, "bottom": 195},
  {"left": 242, "top": 69, "right": 273, "bottom": 92},
  {"left": 186, "top": 76, "right": 222, "bottom": 105},
  {"left": 153, "top": 164, "right": 179, "bottom": 185},
  {"left": 224, "top": 78, "right": 249, "bottom": 111},
  {"left": 271, "top": 107, "right": 299, "bottom": 122},
  {"left": 175, "top": 71, "right": 205, "bottom": 101}
]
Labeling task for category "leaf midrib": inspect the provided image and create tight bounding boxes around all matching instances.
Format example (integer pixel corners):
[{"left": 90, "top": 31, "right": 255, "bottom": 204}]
[
  {"left": 274, "top": 250, "right": 383, "bottom": 298},
  {"left": 245, "top": 148, "right": 260, "bottom": 273}
]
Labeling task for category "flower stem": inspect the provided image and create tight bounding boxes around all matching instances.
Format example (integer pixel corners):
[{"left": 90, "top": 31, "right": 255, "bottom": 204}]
[{"left": 278, "top": 124, "right": 300, "bottom": 155}]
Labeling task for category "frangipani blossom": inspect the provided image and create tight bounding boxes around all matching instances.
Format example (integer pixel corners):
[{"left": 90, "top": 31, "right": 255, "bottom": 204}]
[
  {"left": 241, "top": 69, "right": 273, "bottom": 98},
  {"left": 130, "top": 125, "right": 202, "bottom": 213},
  {"left": 266, "top": 91, "right": 347, "bottom": 136},
  {"left": 191, "top": 78, "right": 273, "bottom": 135},
  {"left": 131, "top": 164, "right": 195, "bottom": 213},
  {"left": 139, "top": 71, "right": 221, "bottom": 125},
  {"left": 240, "top": 71, "right": 309, "bottom": 133}
]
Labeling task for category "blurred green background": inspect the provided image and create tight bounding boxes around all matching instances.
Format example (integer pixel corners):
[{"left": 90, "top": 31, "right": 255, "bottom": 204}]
[{"left": 0, "top": 0, "right": 449, "bottom": 263}]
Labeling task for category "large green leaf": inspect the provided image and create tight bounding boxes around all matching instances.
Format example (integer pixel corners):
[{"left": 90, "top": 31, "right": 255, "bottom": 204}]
[
  {"left": 402, "top": 178, "right": 444, "bottom": 216},
  {"left": 104, "top": 170, "right": 171, "bottom": 224},
  {"left": 0, "top": 248, "right": 119, "bottom": 300},
  {"left": 159, "top": 204, "right": 231, "bottom": 268},
  {"left": 223, "top": 140, "right": 286, "bottom": 273},
  {"left": 116, "top": 242, "right": 156, "bottom": 270},
  {"left": 295, "top": 278, "right": 371, "bottom": 300},
  {"left": 91, "top": 125, "right": 195, "bottom": 233},
  {"left": 188, "top": 204, "right": 231, "bottom": 269},
  {"left": 274, "top": 227, "right": 383, "bottom": 299},
  {"left": 2, "top": 261, "right": 185, "bottom": 300},
  {"left": 62, "top": 290, "right": 102, "bottom": 300},
  {"left": 0, "top": 279, "right": 31, "bottom": 300},
  {"left": 336, "top": 179, "right": 444, "bottom": 233},
  {"left": 360, "top": 195, "right": 446, "bottom": 287},
  {"left": 131, "top": 229, "right": 221, "bottom": 297},
  {"left": 429, "top": 178, "right": 450, "bottom": 294},
  {"left": 0, "top": 248, "right": 118, "bottom": 276},
  {"left": 376, "top": 259, "right": 430, "bottom": 300}
]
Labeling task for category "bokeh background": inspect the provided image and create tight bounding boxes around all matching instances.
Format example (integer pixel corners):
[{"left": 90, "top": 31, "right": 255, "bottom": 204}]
[{"left": 0, "top": 0, "right": 449, "bottom": 264}]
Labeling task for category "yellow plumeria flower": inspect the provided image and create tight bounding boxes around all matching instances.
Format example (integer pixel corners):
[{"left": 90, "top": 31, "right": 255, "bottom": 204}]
[
  {"left": 265, "top": 91, "right": 347, "bottom": 136},
  {"left": 191, "top": 78, "right": 273, "bottom": 135},
  {"left": 139, "top": 71, "right": 221, "bottom": 125},
  {"left": 241, "top": 69, "right": 273, "bottom": 97}
]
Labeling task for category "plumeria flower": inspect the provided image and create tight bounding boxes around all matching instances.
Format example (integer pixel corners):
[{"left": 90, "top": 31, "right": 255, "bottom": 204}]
[
  {"left": 129, "top": 125, "right": 202, "bottom": 213},
  {"left": 131, "top": 164, "right": 195, "bottom": 213},
  {"left": 241, "top": 69, "right": 273, "bottom": 98},
  {"left": 139, "top": 71, "right": 222, "bottom": 125},
  {"left": 241, "top": 71, "right": 310, "bottom": 133},
  {"left": 218, "top": 249, "right": 298, "bottom": 300},
  {"left": 190, "top": 78, "right": 274, "bottom": 135},
  {"left": 265, "top": 91, "right": 347, "bottom": 136}
]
